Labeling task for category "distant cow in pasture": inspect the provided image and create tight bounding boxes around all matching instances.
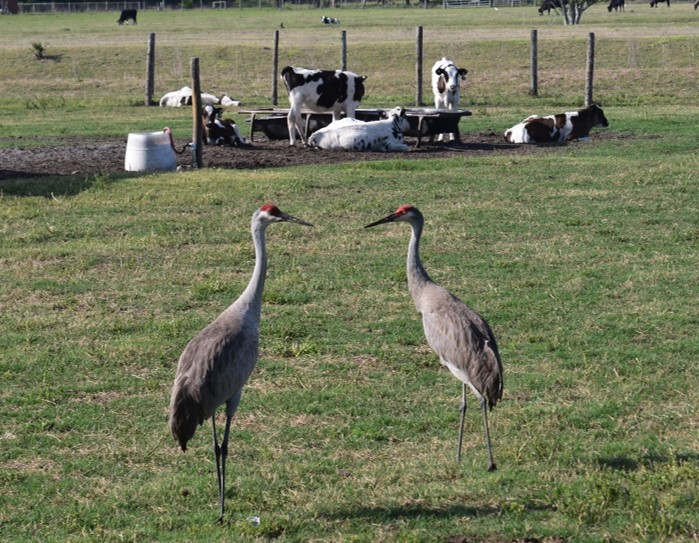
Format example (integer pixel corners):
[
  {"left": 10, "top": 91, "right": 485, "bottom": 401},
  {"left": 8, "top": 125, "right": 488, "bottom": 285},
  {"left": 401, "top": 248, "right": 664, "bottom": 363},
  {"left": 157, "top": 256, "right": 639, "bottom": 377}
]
[
  {"left": 201, "top": 105, "right": 248, "bottom": 147},
  {"left": 321, "top": 15, "right": 340, "bottom": 24},
  {"left": 308, "top": 106, "right": 410, "bottom": 152},
  {"left": 431, "top": 57, "right": 468, "bottom": 142},
  {"left": 538, "top": 0, "right": 562, "bottom": 15},
  {"left": 650, "top": 0, "right": 669, "bottom": 6},
  {"left": 117, "top": 9, "right": 137, "bottom": 24},
  {"left": 159, "top": 87, "right": 241, "bottom": 108},
  {"left": 280, "top": 65, "right": 367, "bottom": 146},
  {"left": 607, "top": 0, "right": 624, "bottom": 11},
  {"left": 504, "top": 104, "right": 609, "bottom": 144}
]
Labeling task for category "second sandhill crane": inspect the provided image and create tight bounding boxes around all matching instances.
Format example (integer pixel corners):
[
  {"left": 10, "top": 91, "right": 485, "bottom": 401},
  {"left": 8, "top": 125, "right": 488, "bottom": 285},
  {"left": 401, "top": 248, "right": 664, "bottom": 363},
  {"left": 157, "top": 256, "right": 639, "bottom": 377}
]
[
  {"left": 365, "top": 205, "right": 503, "bottom": 471},
  {"left": 169, "top": 204, "right": 313, "bottom": 523}
]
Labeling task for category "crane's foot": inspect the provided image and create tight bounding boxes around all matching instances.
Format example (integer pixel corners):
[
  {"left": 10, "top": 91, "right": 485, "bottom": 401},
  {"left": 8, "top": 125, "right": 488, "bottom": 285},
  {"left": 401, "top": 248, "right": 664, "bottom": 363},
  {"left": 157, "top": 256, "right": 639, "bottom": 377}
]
[
  {"left": 487, "top": 462, "right": 497, "bottom": 472},
  {"left": 215, "top": 514, "right": 226, "bottom": 525}
]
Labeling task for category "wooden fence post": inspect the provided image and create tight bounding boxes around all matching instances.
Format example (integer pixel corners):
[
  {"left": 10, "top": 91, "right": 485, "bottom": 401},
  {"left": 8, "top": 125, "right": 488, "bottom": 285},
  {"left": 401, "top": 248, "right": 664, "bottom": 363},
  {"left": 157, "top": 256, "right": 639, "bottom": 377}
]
[
  {"left": 190, "top": 57, "right": 203, "bottom": 169},
  {"left": 341, "top": 30, "right": 347, "bottom": 71},
  {"left": 530, "top": 29, "right": 538, "bottom": 96},
  {"left": 272, "top": 30, "right": 279, "bottom": 106},
  {"left": 585, "top": 32, "right": 595, "bottom": 106},
  {"left": 416, "top": 26, "right": 423, "bottom": 107},
  {"left": 145, "top": 33, "right": 156, "bottom": 106}
]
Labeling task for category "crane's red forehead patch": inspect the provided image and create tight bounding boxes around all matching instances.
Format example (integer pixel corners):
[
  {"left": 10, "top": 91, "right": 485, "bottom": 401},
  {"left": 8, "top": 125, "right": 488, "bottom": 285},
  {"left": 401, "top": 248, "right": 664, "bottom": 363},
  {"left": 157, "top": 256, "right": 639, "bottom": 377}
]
[
  {"left": 395, "top": 205, "right": 414, "bottom": 216},
  {"left": 260, "top": 204, "right": 281, "bottom": 216}
]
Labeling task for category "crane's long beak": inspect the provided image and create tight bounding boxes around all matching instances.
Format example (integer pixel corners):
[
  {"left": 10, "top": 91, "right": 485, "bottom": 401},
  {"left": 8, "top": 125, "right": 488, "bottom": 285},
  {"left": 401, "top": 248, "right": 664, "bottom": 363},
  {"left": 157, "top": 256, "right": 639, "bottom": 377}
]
[
  {"left": 281, "top": 212, "right": 314, "bottom": 227},
  {"left": 364, "top": 213, "right": 397, "bottom": 229}
]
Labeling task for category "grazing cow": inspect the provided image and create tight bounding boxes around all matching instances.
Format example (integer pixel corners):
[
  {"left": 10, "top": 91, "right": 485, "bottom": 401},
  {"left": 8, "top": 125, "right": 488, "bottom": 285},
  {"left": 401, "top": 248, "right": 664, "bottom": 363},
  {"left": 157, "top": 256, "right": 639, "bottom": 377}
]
[
  {"left": 431, "top": 57, "right": 468, "bottom": 142},
  {"left": 607, "top": 0, "right": 624, "bottom": 11},
  {"left": 504, "top": 104, "right": 609, "bottom": 144},
  {"left": 321, "top": 15, "right": 340, "bottom": 24},
  {"left": 650, "top": 0, "right": 669, "bottom": 6},
  {"left": 201, "top": 105, "right": 248, "bottom": 147},
  {"left": 538, "top": 0, "right": 562, "bottom": 15},
  {"left": 117, "top": 9, "right": 137, "bottom": 25},
  {"left": 308, "top": 106, "right": 410, "bottom": 152},
  {"left": 280, "top": 65, "right": 367, "bottom": 146},
  {"left": 159, "top": 87, "right": 241, "bottom": 108}
]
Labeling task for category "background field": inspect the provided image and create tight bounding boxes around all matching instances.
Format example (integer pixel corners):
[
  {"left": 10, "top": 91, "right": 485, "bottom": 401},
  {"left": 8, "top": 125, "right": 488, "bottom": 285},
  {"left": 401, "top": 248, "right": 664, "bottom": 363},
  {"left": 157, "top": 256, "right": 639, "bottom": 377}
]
[{"left": 1, "top": 4, "right": 698, "bottom": 543}]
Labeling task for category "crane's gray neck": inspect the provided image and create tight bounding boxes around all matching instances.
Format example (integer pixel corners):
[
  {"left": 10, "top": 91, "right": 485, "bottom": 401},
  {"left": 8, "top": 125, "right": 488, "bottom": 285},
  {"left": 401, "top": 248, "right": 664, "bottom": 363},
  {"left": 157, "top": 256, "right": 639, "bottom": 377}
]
[
  {"left": 238, "top": 219, "right": 268, "bottom": 315},
  {"left": 407, "top": 219, "right": 431, "bottom": 308}
]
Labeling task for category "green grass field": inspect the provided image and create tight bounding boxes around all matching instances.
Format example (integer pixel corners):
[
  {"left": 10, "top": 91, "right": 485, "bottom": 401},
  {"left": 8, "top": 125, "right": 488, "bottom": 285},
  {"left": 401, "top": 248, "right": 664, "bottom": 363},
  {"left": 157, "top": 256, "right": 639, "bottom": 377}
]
[{"left": 1, "top": 4, "right": 698, "bottom": 542}]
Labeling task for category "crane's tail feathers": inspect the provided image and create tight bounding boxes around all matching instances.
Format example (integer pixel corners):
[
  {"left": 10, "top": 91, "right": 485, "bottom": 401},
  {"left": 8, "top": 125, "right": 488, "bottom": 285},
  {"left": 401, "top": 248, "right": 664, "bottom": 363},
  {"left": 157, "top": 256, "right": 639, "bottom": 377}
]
[{"left": 169, "top": 390, "right": 202, "bottom": 452}]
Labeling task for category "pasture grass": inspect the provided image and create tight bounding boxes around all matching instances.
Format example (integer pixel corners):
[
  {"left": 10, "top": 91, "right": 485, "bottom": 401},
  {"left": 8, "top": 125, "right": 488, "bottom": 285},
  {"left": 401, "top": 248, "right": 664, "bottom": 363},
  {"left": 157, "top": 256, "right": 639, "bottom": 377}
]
[{"left": 1, "top": 5, "right": 699, "bottom": 543}]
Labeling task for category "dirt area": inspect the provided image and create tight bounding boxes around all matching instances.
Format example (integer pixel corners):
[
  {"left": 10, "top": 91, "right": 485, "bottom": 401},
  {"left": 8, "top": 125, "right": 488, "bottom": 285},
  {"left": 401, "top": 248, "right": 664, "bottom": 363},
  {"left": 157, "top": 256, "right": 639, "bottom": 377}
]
[{"left": 0, "top": 130, "right": 602, "bottom": 181}]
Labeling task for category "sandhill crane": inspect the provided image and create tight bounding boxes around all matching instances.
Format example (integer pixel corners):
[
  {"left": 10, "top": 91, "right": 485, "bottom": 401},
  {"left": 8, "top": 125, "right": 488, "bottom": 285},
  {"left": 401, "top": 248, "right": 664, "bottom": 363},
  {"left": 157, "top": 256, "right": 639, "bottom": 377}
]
[
  {"left": 169, "top": 204, "right": 313, "bottom": 523},
  {"left": 365, "top": 205, "right": 503, "bottom": 471}
]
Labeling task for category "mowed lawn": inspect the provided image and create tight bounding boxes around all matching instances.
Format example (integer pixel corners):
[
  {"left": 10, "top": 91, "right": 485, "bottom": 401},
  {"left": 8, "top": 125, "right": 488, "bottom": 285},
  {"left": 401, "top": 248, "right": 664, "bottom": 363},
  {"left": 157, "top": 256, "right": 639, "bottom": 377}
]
[{"left": 1, "top": 4, "right": 698, "bottom": 543}]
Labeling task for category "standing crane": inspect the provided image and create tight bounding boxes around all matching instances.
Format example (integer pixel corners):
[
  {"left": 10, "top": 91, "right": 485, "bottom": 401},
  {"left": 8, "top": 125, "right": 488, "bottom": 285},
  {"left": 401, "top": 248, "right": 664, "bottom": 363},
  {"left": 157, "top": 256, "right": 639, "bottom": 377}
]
[
  {"left": 365, "top": 205, "right": 503, "bottom": 471},
  {"left": 169, "top": 204, "right": 313, "bottom": 523}
]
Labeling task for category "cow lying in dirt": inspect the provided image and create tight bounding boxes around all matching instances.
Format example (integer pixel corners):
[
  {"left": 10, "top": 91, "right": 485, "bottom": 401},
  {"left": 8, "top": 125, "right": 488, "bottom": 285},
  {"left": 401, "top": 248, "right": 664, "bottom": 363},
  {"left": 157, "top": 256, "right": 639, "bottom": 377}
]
[
  {"left": 308, "top": 107, "right": 410, "bottom": 152},
  {"left": 504, "top": 104, "right": 609, "bottom": 144}
]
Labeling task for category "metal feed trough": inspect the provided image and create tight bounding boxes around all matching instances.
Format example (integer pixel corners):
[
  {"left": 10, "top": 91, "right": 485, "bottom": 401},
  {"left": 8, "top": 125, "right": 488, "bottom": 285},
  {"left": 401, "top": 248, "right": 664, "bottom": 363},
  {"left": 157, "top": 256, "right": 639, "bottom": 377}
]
[{"left": 239, "top": 108, "right": 472, "bottom": 148}]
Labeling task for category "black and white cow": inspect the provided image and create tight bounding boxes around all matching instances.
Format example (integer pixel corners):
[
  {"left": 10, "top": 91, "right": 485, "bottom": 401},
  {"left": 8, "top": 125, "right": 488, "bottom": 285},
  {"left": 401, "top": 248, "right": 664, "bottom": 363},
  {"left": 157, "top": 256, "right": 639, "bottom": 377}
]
[
  {"left": 504, "top": 104, "right": 609, "bottom": 144},
  {"left": 538, "top": 0, "right": 562, "bottom": 15},
  {"left": 201, "top": 105, "right": 248, "bottom": 147},
  {"left": 280, "top": 65, "right": 367, "bottom": 146},
  {"left": 607, "top": 0, "right": 624, "bottom": 11},
  {"left": 117, "top": 9, "right": 137, "bottom": 25},
  {"left": 431, "top": 57, "right": 468, "bottom": 142},
  {"left": 650, "top": 0, "right": 669, "bottom": 6},
  {"left": 308, "top": 107, "right": 410, "bottom": 152},
  {"left": 321, "top": 15, "right": 340, "bottom": 24}
]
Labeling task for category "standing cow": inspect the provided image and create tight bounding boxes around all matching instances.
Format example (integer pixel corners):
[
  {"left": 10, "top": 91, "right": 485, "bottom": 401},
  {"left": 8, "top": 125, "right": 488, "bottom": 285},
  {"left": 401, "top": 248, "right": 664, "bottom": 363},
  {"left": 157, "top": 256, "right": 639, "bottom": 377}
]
[
  {"left": 649, "top": 0, "right": 669, "bottom": 6},
  {"left": 280, "top": 66, "right": 367, "bottom": 146},
  {"left": 431, "top": 58, "right": 468, "bottom": 142},
  {"left": 607, "top": 0, "right": 625, "bottom": 11},
  {"left": 117, "top": 9, "right": 137, "bottom": 24}
]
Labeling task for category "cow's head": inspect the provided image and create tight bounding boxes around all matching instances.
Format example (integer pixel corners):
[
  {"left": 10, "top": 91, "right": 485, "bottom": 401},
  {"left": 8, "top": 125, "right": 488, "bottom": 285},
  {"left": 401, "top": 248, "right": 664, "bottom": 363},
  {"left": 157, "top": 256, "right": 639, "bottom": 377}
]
[
  {"left": 436, "top": 62, "right": 468, "bottom": 94},
  {"left": 588, "top": 103, "right": 609, "bottom": 128}
]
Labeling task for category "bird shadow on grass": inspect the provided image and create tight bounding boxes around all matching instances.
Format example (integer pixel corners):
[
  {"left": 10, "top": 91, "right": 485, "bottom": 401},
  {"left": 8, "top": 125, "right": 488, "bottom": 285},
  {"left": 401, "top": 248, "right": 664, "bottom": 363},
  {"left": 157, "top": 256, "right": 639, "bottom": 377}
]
[
  {"left": 597, "top": 451, "right": 699, "bottom": 472},
  {"left": 319, "top": 502, "right": 502, "bottom": 522}
]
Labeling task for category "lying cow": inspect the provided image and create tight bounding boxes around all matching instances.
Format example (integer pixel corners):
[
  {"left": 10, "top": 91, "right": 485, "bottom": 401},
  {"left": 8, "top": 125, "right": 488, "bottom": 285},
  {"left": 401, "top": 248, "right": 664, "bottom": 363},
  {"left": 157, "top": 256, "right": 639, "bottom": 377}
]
[
  {"left": 321, "top": 15, "right": 340, "bottom": 24},
  {"left": 159, "top": 87, "right": 241, "bottom": 108},
  {"left": 504, "top": 104, "right": 609, "bottom": 144},
  {"left": 608, "top": 0, "right": 624, "bottom": 11},
  {"left": 308, "top": 107, "right": 410, "bottom": 152},
  {"left": 202, "top": 105, "right": 248, "bottom": 147},
  {"left": 117, "top": 9, "right": 137, "bottom": 25},
  {"left": 431, "top": 57, "right": 468, "bottom": 142},
  {"left": 280, "top": 65, "right": 367, "bottom": 146}
]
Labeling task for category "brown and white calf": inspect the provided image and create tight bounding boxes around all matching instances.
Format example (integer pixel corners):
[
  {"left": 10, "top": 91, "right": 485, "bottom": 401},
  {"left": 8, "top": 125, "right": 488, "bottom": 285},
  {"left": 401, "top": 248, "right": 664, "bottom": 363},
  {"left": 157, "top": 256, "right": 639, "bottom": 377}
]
[
  {"left": 202, "top": 105, "right": 247, "bottom": 147},
  {"left": 431, "top": 58, "right": 468, "bottom": 142},
  {"left": 504, "top": 104, "right": 609, "bottom": 144},
  {"left": 280, "top": 66, "right": 367, "bottom": 146}
]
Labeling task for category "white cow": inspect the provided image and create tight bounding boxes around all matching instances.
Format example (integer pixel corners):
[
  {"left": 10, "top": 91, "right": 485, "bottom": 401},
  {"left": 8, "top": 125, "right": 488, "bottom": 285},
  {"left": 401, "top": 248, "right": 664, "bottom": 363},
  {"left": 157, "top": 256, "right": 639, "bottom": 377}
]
[
  {"left": 308, "top": 107, "right": 410, "bottom": 152},
  {"left": 159, "top": 86, "right": 241, "bottom": 108},
  {"left": 431, "top": 57, "right": 468, "bottom": 142}
]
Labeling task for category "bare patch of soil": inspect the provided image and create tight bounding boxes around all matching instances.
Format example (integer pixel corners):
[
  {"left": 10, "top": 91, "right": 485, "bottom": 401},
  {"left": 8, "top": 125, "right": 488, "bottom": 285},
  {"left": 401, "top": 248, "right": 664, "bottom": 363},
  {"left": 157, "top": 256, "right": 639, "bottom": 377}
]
[{"left": 0, "top": 130, "right": 617, "bottom": 182}]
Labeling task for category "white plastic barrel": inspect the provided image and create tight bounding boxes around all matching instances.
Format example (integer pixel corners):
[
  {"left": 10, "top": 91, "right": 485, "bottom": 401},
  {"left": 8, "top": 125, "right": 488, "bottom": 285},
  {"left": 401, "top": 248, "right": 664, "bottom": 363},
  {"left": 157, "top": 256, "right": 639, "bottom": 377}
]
[{"left": 124, "top": 131, "right": 177, "bottom": 172}]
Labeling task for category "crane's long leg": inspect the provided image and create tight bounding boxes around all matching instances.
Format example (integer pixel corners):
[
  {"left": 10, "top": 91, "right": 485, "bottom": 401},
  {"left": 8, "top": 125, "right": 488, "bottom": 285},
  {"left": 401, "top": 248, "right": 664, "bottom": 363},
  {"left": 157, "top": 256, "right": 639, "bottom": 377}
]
[
  {"left": 216, "top": 390, "right": 243, "bottom": 524},
  {"left": 466, "top": 382, "right": 497, "bottom": 472},
  {"left": 212, "top": 416, "right": 223, "bottom": 521},
  {"left": 457, "top": 383, "right": 467, "bottom": 464}
]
